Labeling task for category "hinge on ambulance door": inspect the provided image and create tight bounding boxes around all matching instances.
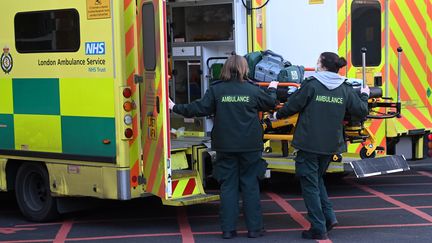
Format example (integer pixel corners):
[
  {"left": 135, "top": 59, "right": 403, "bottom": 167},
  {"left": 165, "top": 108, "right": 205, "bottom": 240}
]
[
  {"left": 134, "top": 74, "right": 143, "bottom": 84},
  {"left": 138, "top": 174, "right": 146, "bottom": 185}
]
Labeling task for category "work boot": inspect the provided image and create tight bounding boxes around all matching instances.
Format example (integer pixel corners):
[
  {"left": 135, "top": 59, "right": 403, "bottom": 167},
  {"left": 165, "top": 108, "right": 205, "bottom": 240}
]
[
  {"left": 222, "top": 230, "right": 237, "bottom": 239},
  {"left": 326, "top": 220, "right": 338, "bottom": 232},
  {"left": 247, "top": 229, "right": 264, "bottom": 238},
  {"left": 301, "top": 229, "right": 329, "bottom": 240}
]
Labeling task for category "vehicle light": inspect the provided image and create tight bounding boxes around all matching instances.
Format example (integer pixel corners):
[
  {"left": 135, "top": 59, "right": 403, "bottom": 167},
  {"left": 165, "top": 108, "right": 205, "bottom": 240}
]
[
  {"left": 125, "top": 128, "right": 133, "bottom": 138},
  {"left": 124, "top": 115, "right": 133, "bottom": 125},
  {"left": 428, "top": 134, "right": 432, "bottom": 141},
  {"left": 428, "top": 150, "right": 432, "bottom": 157},
  {"left": 428, "top": 142, "right": 432, "bottom": 149},
  {"left": 123, "top": 88, "right": 132, "bottom": 98},
  {"left": 123, "top": 101, "right": 133, "bottom": 112}
]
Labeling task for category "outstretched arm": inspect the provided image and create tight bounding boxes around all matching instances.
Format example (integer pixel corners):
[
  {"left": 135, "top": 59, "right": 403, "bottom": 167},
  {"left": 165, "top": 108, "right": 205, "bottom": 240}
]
[{"left": 172, "top": 88, "right": 216, "bottom": 118}]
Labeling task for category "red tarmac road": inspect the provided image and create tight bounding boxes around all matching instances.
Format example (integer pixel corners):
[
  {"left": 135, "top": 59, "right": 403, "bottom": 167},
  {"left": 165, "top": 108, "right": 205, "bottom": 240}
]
[{"left": 1, "top": 159, "right": 432, "bottom": 243}]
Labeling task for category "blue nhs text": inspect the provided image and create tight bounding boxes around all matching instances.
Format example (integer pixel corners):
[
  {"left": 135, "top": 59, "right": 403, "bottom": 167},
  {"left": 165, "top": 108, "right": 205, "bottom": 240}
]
[{"left": 85, "top": 42, "right": 105, "bottom": 55}]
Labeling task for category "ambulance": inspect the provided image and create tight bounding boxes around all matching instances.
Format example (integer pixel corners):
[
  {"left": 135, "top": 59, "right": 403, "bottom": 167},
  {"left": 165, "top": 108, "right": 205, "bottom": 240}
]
[
  {"left": 0, "top": 0, "right": 241, "bottom": 221},
  {"left": 0, "top": 0, "right": 423, "bottom": 222},
  {"left": 265, "top": 0, "right": 432, "bottom": 163}
]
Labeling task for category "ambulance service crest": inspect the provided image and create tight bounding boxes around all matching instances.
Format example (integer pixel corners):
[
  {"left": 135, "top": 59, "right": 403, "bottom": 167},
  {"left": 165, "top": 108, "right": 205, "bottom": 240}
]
[{"left": 1, "top": 46, "right": 13, "bottom": 74}]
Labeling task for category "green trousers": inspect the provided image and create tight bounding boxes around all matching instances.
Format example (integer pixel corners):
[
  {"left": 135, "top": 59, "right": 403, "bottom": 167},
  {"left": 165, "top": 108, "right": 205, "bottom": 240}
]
[
  {"left": 213, "top": 151, "right": 267, "bottom": 232},
  {"left": 295, "top": 150, "right": 337, "bottom": 234}
]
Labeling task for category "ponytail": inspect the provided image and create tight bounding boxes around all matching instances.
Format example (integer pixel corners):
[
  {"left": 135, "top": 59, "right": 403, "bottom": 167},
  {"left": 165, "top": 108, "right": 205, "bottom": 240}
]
[{"left": 320, "top": 52, "right": 346, "bottom": 73}]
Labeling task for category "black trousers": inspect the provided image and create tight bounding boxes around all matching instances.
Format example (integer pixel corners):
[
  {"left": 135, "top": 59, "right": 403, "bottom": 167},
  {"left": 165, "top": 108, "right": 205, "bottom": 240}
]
[
  {"left": 295, "top": 150, "right": 337, "bottom": 234},
  {"left": 213, "top": 151, "right": 267, "bottom": 232}
]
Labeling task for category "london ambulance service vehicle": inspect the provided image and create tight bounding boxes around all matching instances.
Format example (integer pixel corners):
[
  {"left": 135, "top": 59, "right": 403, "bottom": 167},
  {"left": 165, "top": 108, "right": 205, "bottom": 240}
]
[
  {"left": 0, "top": 0, "right": 257, "bottom": 221},
  {"left": 265, "top": 0, "right": 432, "bottom": 165},
  {"left": 266, "top": 0, "right": 432, "bottom": 159}
]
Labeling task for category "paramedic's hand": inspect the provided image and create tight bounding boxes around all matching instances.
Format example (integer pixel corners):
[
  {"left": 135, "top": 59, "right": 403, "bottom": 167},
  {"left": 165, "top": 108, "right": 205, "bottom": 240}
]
[
  {"left": 270, "top": 112, "right": 278, "bottom": 121},
  {"left": 360, "top": 85, "right": 370, "bottom": 96},
  {"left": 268, "top": 81, "right": 279, "bottom": 89},
  {"left": 168, "top": 98, "right": 175, "bottom": 110}
]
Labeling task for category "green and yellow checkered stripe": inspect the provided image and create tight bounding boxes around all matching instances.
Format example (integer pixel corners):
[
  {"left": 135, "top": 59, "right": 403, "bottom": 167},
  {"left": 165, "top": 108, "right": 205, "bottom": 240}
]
[{"left": 0, "top": 77, "right": 116, "bottom": 160}]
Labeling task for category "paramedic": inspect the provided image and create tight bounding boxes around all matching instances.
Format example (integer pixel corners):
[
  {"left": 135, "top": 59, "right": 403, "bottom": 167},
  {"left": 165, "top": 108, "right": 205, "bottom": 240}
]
[
  {"left": 275, "top": 52, "right": 369, "bottom": 240},
  {"left": 169, "top": 55, "right": 279, "bottom": 239}
]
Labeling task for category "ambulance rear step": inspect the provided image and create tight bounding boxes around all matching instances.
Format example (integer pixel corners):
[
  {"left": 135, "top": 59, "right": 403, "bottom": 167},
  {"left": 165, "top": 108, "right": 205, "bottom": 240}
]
[
  {"left": 349, "top": 155, "right": 409, "bottom": 178},
  {"left": 162, "top": 169, "right": 219, "bottom": 206},
  {"left": 162, "top": 194, "right": 220, "bottom": 206}
]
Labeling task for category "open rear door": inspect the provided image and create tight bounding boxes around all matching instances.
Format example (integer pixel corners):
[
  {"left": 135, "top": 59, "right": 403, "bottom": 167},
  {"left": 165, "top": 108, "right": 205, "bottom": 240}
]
[{"left": 138, "top": 0, "right": 171, "bottom": 199}]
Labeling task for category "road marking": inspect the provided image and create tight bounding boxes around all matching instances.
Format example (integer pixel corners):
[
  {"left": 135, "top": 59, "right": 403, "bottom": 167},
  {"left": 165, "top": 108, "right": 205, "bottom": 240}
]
[
  {"left": 0, "top": 227, "right": 36, "bottom": 234},
  {"left": 266, "top": 192, "right": 310, "bottom": 229},
  {"left": 53, "top": 220, "right": 73, "bottom": 243},
  {"left": 177, "top": 207, "right": 194, "bottom": 243},
  {"left": 418, "top": 171, "right": 432, "bottom": 178},
  {"left": 349, "top": 182, "right": 432, "bottom": 223}
]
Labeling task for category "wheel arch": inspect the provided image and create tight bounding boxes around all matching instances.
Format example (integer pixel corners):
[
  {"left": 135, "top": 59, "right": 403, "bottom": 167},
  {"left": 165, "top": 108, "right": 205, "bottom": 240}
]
[{"left": 6, "top": 160, "right": 48, "bottom": 191}]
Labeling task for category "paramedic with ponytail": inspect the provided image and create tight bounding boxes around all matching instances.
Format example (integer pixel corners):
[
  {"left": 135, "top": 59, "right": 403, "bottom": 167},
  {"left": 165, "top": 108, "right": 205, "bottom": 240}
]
[
  {"left": 169, "top": 55, "right": 279, "bottom": 239},
  {"left": 275, "top": 52, "right": 370, "bottom": 240}
]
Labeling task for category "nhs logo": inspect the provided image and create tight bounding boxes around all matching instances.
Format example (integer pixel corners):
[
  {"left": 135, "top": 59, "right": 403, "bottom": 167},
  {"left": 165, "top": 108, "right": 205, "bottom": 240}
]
[{"left": 85, "top": 42, "right": 105, "bottom": 55}]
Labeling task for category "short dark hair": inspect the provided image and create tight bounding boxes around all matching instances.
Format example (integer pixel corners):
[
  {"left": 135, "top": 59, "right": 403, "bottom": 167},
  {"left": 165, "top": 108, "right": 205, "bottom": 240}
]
[{"left": 320, "top": 52, "right": 347, "bottom": 73}]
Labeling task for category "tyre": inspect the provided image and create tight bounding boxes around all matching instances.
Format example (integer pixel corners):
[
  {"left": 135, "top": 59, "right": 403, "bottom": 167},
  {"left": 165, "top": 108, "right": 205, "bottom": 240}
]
[
  {"left": 360, "top": 147, "right": 376, "bottom": 159},
  {"left": 15, "top": 163, "right": 59, "bottom": 222}
]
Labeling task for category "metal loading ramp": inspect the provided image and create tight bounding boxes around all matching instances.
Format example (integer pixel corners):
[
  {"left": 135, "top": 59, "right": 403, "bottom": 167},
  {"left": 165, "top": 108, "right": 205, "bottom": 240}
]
[{"left": 350, "top": 155, "right": 409, "bottom": 178}]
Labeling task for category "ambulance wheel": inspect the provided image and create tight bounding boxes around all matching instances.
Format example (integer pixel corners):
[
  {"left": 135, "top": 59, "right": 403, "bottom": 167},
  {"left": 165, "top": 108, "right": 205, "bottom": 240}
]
[
  {"left": 360, "top": 147, "right": 376, "bottom": 159},
  {"left": 15, "top": 163, "right": 59, "bottom": 222}
]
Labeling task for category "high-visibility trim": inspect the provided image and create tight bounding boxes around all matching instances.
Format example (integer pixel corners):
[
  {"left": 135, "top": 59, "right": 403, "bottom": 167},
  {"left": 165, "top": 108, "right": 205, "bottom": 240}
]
[
  {"left": 0, "top": 114, "right": 14, "bottom": 150},
  {"left": 137, "top": 0, "right": 169, "bottom": 199},
  {"left": 13, "top": 78, "right": 60, "bottom": 115},
  {"left": 247, "top": 0, "right": 267, "bottom": 52},
  {"left": 60, "top": 78, "right": 115, "bottom": 117},
  {"left": 337, "top": 0, "right": 348, "bottom": 76},
  {"left": 61, "top": 116, "right": 116, "bottom": 157},
  {"left": 392, "top": 1, "right": 432, "bottom": 123},
  {"left": 171, "top": 178, "right": 199, "bottom": 199},
  {"left": 402, "top": 108, "right": 429, "bottom": 131},
  {"left": 125, "top": 26, "right": 135, "bottom": 57},
  {"left": 183, "top": 178, "right": 196, "bottom": 196},
  {"left": 428, "top": 0, "right": 432, "bottom": 115},
  {"left": 409, "top": 106, "right": 432, "bottom": 129},
  {"left": 14, "top": 114, "right": 62, "bottom": 153},
  {"left": 339, "top": 0, "right": 432, "bottom": 141},
  {"left": 0, "top": 78, "right": 13, "bottom": 114},
  {"left": 354, "top": 116, "right": 386, "bottom": 154},
  {"left": 124, "top": 0, "right": 140, "bottom": 192},
  {"left": 389, "top": 2, "right": 429, "bottom": 107},
  {"left": 393, "top": 1, "right": 427, "bottom": 72},
  {"left": 266, "top": 160, "right": 344, "bottom": 173}
]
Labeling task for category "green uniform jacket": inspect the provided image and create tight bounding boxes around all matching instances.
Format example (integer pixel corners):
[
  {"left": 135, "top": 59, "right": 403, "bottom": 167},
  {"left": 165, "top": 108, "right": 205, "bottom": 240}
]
[
  {"left": 173, "top": 80, "right": 278, "bottom": 152},
  {"left": 276, "top": 77, "right": 369, "bottom": 155}
]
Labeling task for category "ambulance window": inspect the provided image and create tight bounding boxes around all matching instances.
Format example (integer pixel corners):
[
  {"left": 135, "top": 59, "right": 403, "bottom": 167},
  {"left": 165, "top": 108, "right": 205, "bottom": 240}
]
[
  {"left": 142, "top": 3, "right": 156, "bottom": 71},
  {"left": 351, "top": 0, "right": 381, "bottom": 67},
  {"left": 15, "top": 9, "right": 80, "bottom": 53}
]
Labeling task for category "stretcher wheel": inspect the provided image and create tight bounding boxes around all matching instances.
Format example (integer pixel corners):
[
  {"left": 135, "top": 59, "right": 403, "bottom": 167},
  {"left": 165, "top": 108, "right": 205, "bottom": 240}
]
[
  {"left": 264, "top": 147, "right": 272, "bottom": 153},
  {"left": 360, "top": 147, "right": 376, "bottom": 159}
]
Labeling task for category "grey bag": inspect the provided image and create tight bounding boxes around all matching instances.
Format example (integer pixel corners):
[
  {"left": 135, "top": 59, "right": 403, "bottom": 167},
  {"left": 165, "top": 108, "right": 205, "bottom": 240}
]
[{"left": 254, "top": 50, "right": 286, "bottom": 82}]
